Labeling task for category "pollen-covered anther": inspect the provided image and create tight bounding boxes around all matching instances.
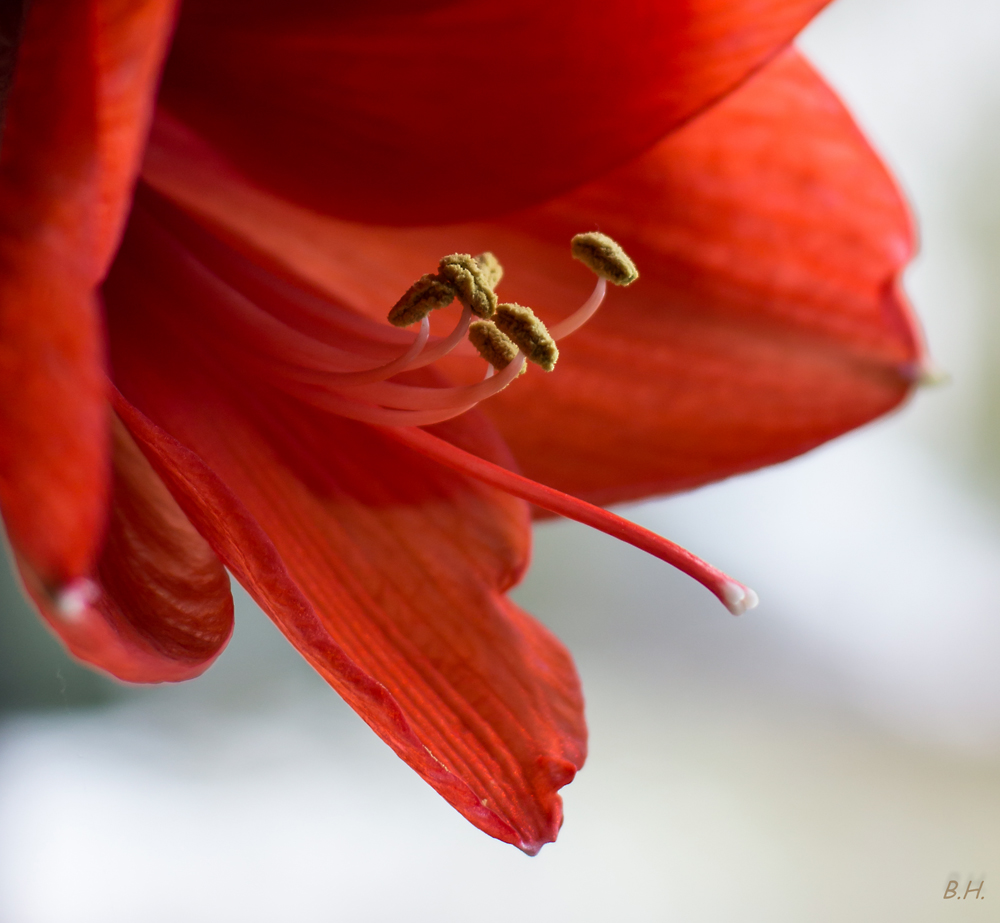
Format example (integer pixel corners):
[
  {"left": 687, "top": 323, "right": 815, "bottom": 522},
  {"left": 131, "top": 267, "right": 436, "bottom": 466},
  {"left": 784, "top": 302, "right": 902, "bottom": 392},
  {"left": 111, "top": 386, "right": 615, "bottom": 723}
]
[
  {"left": 571, "top": 231, "right": 639, "bottom": 286},
  {"left": 469, "top": 320, "right": 519, "bottom": 370},
  {"left": 439, "top": 253, "right": 498, "bottom": 319},
  {"left": 387, "top": 273, "right": 457, "bottom": 327},
  {"left": 493, "top": 302, "right": 559, "bottom": 371},
  {"left": 474, "top": 251, "right": 504, "bottom": 290}
]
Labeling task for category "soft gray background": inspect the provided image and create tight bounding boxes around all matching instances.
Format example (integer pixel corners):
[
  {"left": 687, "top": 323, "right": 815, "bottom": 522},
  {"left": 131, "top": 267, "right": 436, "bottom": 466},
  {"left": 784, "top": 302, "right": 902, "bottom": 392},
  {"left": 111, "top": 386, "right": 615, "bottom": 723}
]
[{"left": 1, "top": 0, "right": 998, "bottom": 919}]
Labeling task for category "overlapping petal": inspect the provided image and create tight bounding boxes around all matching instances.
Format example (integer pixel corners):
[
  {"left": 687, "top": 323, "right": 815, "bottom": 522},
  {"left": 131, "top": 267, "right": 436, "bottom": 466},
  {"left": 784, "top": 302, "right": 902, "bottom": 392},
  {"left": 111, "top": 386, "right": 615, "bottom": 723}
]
[
  {"left": 482, "top": 48, "right": 923, "bottom": 503},
  {"left": 142, "top": 50, "right": 922, "bottom": 509},
  {"left": 158, "top": 0, "right": 829, "bottom": 223},
  {"left": 30, "top": 411, "right": 234, "bottom": 683},
  {"left": 0, "top": 0, "right": 922, "bottom": 854},
  {"left": 0, "top": 0, "right": 175, "bottom": 594},
  {"left": 102, "top": 213, "right": 585, "bottom": 851}
]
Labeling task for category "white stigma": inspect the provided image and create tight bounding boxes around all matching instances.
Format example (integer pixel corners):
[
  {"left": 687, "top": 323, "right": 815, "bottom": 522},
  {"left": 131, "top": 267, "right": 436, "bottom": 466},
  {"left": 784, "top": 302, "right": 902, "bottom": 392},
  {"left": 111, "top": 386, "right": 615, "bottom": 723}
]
[
  {"left": 53, "top": 578, "right": 99, "bottom": 620},
  {"left": 721, "top": 581, "right": 759, "bottom": 616}
]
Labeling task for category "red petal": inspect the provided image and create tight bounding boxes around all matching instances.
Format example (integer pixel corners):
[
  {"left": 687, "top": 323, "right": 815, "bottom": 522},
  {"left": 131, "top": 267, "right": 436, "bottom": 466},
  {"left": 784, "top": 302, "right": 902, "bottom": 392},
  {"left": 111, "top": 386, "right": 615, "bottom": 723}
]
[
  {"left": 0, "top": 0, "right": 176, "bottom": 591},
  {"left": 158, "top": 0, "right": 828, "bottom": 223},
  {"left": 102, "top": 220, "right": 586, "bottom": 851},
  {"left": 26, "top": 410, "right": 234, "bottom": 683},
  {"left": 91, "top": 0, "right": 180, "bottom": 271},
  {"left": 481, "top": 48, "right": 922, "bottom": 502},
  {"left": 142, "top": 50, "right": 922, "bottom": 508}
]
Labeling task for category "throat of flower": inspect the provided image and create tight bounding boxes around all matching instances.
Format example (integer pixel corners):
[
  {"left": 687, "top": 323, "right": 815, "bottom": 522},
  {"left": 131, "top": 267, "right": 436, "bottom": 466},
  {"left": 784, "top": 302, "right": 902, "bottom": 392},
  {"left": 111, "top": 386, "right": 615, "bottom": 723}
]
[{"left": 128, "top": 195, "right": 755, "bottom": 614}]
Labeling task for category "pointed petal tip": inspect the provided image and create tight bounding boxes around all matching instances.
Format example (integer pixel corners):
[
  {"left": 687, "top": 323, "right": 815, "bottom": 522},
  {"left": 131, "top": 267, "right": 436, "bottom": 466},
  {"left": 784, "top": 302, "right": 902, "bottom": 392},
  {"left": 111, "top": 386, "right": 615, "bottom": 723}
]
[
  {"left": 721, "top": 581, "right": 759, "bottom": 616},
  {"left": 51, "top": 576, "right": 100, "bottom": 620},
  {"left": 915, "top": 362, "right": 951, "bottom": 388},
  {"left": 514, "top": 818, "right": 562, "bottom": 856}
]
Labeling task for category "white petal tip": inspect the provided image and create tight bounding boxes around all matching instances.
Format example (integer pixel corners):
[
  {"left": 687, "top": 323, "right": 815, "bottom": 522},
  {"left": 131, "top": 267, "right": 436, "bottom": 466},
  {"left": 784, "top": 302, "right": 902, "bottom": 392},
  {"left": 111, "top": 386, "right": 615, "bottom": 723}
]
[
  {"left": 902, "top": 360, "right": 950, "bottom": 387},
  {"left": 721, "top": 582, "right": 759, "bottom": 616},
  {"left": 53, "top": 578, "right": 99, "bottom": 620},
  {"left": 917, "top": 365, "right": 951, "bottom": 388}
]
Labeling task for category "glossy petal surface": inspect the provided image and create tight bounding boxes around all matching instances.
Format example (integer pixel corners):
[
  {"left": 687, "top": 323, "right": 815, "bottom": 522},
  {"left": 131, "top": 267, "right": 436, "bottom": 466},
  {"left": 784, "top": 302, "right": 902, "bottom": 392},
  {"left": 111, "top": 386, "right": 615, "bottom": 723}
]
[
  {"left": 158, "top": 0, "right": 828, "bottom": 223},
  {"left": 31, "top": 411, "right": 234, "bottom": 683},
  {"left": 143, "top": 50, "right": 920, "bottom": 508},
  {"left": 0, "top": 0, "right": 175, "bottom": 592},
  {"left": 103, "top": 213, "right": 586, "bottom": 851},
  {"left": 483, "top": 48, "right": 922, "bottom": 503}
]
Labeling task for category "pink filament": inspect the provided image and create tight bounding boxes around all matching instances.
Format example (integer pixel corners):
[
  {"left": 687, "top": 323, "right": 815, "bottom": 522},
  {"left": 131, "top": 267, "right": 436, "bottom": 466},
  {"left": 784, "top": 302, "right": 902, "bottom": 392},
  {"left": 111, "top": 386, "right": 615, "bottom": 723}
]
[
  {"left": 381, "top": 425, "right": 755, "bottom": 615},
  {"left": 402, "top": 306, "right": 473, "bottom": 369},
  {"left": 293, "top": 316, "right": 430, "bottom": 386},
  {"left": 336, "top": 357, "right": 528, "bottom": 409},
  {"left": 285, "top": 354, "right": 527, "bottom": 426},
  {"left": 134, "top": 194, "right": 620, "bottom": 435},
  {"left": 549, "top": 278, "right": 606, "bottom": 340}
]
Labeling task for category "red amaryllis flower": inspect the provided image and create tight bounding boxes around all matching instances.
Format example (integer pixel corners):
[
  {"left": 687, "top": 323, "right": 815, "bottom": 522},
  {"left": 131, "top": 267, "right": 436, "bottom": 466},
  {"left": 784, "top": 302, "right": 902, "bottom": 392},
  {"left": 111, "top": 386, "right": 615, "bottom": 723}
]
[{"left": 0, "top": 0, "right": 923, "bottom": 853}]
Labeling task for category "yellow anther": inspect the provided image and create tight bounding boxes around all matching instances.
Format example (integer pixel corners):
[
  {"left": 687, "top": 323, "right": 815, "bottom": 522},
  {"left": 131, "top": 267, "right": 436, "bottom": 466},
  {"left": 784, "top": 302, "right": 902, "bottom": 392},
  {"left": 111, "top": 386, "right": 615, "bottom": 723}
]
[
  {"left": 469, "top": 320, "right": 519, "bottom": 370},
  {"left": 493, "top": 303, "right": 559, "bottom": 372},
  {"left": 571, "top": 231, "right": 639, "bottom": 286},
  {"left": 474, "top": 251, "right": 504, "bottom": 290},
  {"left": 439, "top": 253, "right": 498, "bottom": 319},
  {"left": 388, "top": 273, "right": 456, "bottom": 327}
]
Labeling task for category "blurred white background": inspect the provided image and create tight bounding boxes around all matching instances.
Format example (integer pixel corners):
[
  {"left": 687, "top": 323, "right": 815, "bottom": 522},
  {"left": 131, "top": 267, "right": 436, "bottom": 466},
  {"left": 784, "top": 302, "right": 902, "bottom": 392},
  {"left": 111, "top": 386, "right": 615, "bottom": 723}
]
[{"left": 1, "top": 0, "right": 999, "bottom": 920}]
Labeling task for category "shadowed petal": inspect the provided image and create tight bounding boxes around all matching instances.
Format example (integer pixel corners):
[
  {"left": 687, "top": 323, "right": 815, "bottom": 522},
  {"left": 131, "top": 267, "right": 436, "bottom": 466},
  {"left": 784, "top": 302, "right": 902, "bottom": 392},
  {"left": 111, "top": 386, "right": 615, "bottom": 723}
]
[
  {"left": 0, "top": 0, "right": 176, "bottom": 593},
  {"left": 102, "top": 217, "right": 586, "bottom": 852},
  {"left": 26, "top": 410, "right": 234, "bottom": 684},
  {"left": 158, "top": 0, "right": 829, "bottom": 223}
]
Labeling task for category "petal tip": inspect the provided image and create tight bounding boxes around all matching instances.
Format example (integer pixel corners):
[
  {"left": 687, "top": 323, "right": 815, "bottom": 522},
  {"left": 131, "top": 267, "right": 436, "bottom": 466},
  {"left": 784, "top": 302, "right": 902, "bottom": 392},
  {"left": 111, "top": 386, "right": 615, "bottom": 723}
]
[{"left": 51, "top": 577, "right": 100, "bottom": 621}]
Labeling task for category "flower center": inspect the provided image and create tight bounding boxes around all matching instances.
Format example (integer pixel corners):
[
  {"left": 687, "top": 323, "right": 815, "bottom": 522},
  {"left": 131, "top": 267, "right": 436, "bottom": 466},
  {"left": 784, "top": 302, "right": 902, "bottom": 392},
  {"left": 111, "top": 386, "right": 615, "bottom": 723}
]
[
  {"left": 328, "top": 233, "right": 637, "bottom": 425},
  {"left": 138, "top": 197, "right": 638, "bottom": 427},
  {"left": 121, "top": 196, "right": 756, "bottom": 616}
]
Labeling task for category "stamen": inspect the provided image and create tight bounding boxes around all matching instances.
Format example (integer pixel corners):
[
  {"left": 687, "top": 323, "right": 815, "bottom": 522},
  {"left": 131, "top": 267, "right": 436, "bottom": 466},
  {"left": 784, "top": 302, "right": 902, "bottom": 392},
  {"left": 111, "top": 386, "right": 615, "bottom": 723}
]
[
  {"left": 335, "top": 355, "right": 530, "bottom": 409},
  {"left": 288, "top": 354, "right": 527, "bottom": 426},
  {"left": 381, "top": 425, "right": 758, "bottom": 616},
  {"left": 311, "top": 316, "right": 431, "bottom": 386},
  {"left": 388, "top": 273, "right": 457, "bottom": 327},
  {"left": 549, "top": 277, "right": 606, "bottom": 341},
  {"left": 469, "top": 320, "right": 519, "bottom": 370},
  {"left": 493, "top": 303, "right": 558, "bottom": 371},
  {"left": 571, "top": 232, "right": 639, "bottom": 286},
  {"left": 438, "top": 253, "right": 498, "bottom": 318}
]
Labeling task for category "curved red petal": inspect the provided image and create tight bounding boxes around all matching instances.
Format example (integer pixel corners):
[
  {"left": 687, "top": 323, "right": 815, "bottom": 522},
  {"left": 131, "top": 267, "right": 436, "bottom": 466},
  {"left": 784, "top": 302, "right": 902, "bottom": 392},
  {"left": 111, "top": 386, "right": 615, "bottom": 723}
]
[
  {"left": 102, "top": 216, "right": 586, "bottom": 851},
  {"left": 478, "top": 48, "right": 922, "bottom": 502},
  {"left": 92, "top": 0, "right": 180, "bottom": 271},
  {"left": 0, "top": 0, "right": 176, "bottom": 591},
  {"left": 158, "top": 0, "right": 828, "bottom": 224},
  {"left": 22, "top": 410, "right": 234, "bottom": 683},
  {"left": 142, "top": 50, "right": 922, "bottom": 508}
]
